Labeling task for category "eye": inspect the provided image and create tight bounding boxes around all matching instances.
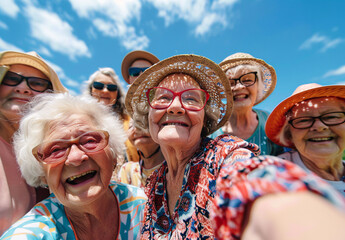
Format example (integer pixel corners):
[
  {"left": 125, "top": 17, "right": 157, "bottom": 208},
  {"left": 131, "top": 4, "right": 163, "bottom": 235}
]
[
  {"left": 79, "top": 134, "right": 102, "bottom": 150},
  {"left": 43, "top": 143, "right": 69, "bottom": 159}
]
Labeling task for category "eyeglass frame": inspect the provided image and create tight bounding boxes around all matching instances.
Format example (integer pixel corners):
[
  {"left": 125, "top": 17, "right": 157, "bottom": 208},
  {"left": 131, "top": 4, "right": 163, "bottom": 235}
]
[
  {"left": 146, "top": 87, "right": 210, "bottom": 111},
  {"left": 288, "top": 111, "right": 345, "bottom": 129},
  {"left": 128, "top": 67, "right": 149, "bottom": 77},
  {"left": 2, "top": 70, "right": 53, "bottom": 92},
  {"left": 92, "top": 81, "right": 118, "bottom": 92},
  {"left": 32, "top": 130, "right": 110, "bottom": 165},
  {"left": 229, "top": 71, "right": 257, "bottom": 87}
]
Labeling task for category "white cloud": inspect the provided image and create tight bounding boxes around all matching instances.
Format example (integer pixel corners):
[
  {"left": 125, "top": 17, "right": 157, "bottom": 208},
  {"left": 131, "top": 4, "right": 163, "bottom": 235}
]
[
  {"left": 0, "top": 38, "right": 23, "bottom": 52},
  {"left": 24, "top": 2, "right": 90, "bottom": 60},
  {"left": 324, "top": 65, "right": 345, "bottom": 77},
  {"left": 68, "top": 0, "right": 148, "bottom": 50},
  {"left": 45, "top": 60, "right": 80, "bottom": 90},
  {"left": 147, "top": 0, "right": 238, "bottom": 36},
  {"left": 300, "top": 33, "right": 344, "bottom": 52},
  {"left": 0, "top": 21, "right": 8, "bottom": 30},
  {"left": 0, "top": 0, "right": 20, "bottom": 18}
]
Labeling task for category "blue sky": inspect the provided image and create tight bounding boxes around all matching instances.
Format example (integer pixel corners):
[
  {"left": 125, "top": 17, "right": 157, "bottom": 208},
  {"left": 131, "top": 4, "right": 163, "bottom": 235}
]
[{"left": 1, "top": 0, "right": 344, "bottom": 112}]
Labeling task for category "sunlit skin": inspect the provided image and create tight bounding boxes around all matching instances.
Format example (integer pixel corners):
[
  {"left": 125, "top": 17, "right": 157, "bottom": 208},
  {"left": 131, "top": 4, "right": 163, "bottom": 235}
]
[
  {"left": 221, "top": 67, "right": 259, "bottom": 139},
  {"left": 128, "top": 59, "right": 152, "bottom": 84},
  {"left": 0, "top": 64, "right": 50, "bottom": 122},
  {"left": 288, "top": 97, "right": 345, "bottom": 180},
  {"left": 40, "top": 114, "right": 116, "bottom": 210},
  {"left": 148, "top": 73, "right": 205, "bottom": 216},
  {"left": 91, "top": 74, "right": 118, "bottom": 106}
]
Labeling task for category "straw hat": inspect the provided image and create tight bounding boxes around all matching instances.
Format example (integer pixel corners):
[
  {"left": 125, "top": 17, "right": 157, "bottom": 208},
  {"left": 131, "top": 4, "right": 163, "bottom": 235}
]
[
  {"left": 265, "top": 83, "right": 345, "bottom": 148},
  {"left": 219, "top": 52, "right": 276, "bottom": 105},
  {"left": 121, "top": 50, "right": 159, "bottom": 84},
  {"left": 125, "top": 54, "right": 233, "bottom": 135},
  {"left": 0, "top": 51, "right": 67, "bottom": 92}
]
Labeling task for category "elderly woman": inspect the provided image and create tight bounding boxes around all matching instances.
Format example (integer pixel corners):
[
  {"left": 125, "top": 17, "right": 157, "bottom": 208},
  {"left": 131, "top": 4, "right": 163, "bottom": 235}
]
[
  {"left": 1, "top": 94, "right": 146, "bottom": 239},
  {"left": 84, "top": 67, "right": 138, "bottom": 164},
  {"left": 266, "top": 83, "right": 345, "bottom": 197},
  {"left": 210, "top": 52, "right": 284, "bottom": 155},
  {"left": 125, "top": 55, "right": 345, "bottom": 239},
  {"left": 0, "top": 51, "right": 66, "bottom": 234},
  {"left": 118, "top": 119, "right": 165, "bottom": 187}
]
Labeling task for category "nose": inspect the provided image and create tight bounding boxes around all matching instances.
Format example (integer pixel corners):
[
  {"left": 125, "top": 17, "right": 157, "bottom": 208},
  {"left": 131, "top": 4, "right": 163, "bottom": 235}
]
[
  {"left": 232, "top": 81, "right": 245, "bottom": 90},
  {"left": 64, "top": 144, "right": 88, "bottom": 166},
  {"left": 310, "top": 118, "right": 328, "bottom": 131},
  {"left": 14, "top": 81, "right": 32, "bottom": 94},
  {"left": 167, "top": 96, "right": 185, "bottom": 114}
]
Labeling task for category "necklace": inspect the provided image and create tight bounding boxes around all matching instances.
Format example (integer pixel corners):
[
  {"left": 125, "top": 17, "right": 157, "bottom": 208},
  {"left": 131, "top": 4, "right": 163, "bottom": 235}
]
[{"left": 139, "top": 146, "right": 160, "bottom": 159}]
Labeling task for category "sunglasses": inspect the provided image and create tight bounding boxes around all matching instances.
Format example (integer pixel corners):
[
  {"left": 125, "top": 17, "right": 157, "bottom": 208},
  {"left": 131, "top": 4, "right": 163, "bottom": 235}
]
[
  {"left": 32, "top": 130, "right": 109, "bottom": 165},
  {"left": 128, "top": 67, "right": 149, "bottom": 77},
  {"left": 92, "top": 81, "right": 118, "bottom": 91},
  {"left": 2, "top": 71, "right": 52, "bottom": 92}
]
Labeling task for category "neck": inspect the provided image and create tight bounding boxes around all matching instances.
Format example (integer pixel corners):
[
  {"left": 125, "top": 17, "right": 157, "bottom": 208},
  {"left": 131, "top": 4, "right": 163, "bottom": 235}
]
[
  {"left": 140, "top": 146, "right": 165, "bottom": 169},
  {"left": 0, "top": 116, "right": 17, "bottom": 143},
  {"left": 223, "top": 109, "right": 258, "bottom": 139},
  {"left": 299, "top": 153, "right": 344, "bottom": 181}
]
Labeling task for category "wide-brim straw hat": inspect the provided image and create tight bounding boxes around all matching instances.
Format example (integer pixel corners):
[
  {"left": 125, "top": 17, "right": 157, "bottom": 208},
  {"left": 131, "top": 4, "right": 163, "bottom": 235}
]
[
  {"left": 266, "top": 83, "right": 345, "bottom": 148},
  {"left": 125, "top": 54, "right": 233, "bottom": 135},
  {"left": 0, "top": 51, "right": 67, "bottom": 93},
  {"left": 219, "top": 52, "right": 276, "bottom": 105},
  {"left": 121, "top": 50, "right": 159, "bottom": 84}
]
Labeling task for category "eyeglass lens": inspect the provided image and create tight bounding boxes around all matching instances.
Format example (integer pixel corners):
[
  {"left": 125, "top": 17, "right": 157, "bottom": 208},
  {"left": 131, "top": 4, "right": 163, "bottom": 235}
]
[
  {"left": 147, "top": 87, "right": 208, "bottom": 111},
  {"left": 2, "top": 71, "right": 52, "bottom": 92},
  {"left": 92, "top": 81, "right": 118, "bottom": 91},
  {"left": 229, "top": 72, "right": 257, "bottom": 87},
  {"left": 33, "top": 131, "right": 109, "bottom": 164},
  {"left": 289, "top": 112, "right": 345, "bottom": 129},
  {"left": 129, "top": 67, "right": 149, "bottom": 77}
]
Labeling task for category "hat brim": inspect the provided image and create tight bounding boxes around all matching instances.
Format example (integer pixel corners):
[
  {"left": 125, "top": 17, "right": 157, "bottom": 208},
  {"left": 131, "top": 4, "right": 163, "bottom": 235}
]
[
  {"left": 121, "top": 50, "right": 159, "bottom": 84},
  {"left": 219, "top": 57, "right": 277, "bottom": 105},
  {"left": 125, "top": 54, "right": 233, "bottom": 135},
  {"left": 265, "top": 85, "right": 345, "bottom": 148},
  {"left": 0, "top": 51, "right": 67, "bottom": 93}
]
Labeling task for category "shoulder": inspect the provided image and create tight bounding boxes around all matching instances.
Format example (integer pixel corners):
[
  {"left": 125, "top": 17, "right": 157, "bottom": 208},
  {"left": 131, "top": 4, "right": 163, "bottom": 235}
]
[
  {"left": 110, "top": 181, "right": 147, "bottom": 202},
  {"left": 207, "top": 135, "right": 260, "bottom": 155}
]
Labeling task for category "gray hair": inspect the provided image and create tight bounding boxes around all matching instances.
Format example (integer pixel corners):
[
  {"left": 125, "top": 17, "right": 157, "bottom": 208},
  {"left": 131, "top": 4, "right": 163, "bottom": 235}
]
[
  {"left": 83, "top": 67, "right": 127, "bottom": 118},
  {"left": 13, "top": 93, "right": 126, "bottom": 187},
  {"left": 225, "top": 64, "right": 265, "bottom": 104}
]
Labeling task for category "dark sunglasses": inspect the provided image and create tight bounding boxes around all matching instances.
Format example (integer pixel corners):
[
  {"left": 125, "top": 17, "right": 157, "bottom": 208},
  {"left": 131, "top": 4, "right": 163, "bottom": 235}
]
[
  {"left": 92, "top": 81, "right": 118, "bottom": 91},
  {"left": 2, "top": 71, "right": 52, "bottom": 92},
  {"left": 128, "top": 67, "right": 149, "bottom": 77}
]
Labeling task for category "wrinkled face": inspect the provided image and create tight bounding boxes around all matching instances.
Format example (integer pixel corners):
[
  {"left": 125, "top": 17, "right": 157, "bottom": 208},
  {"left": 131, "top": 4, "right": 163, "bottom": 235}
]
[
  {"left": 128, "top": 59, "right": 152, "bottom": 84},
  {"left": 148, "top": 73, "right": 205, "bottom": 150},
  {"left": 127, "top": 121, "right": 159, "bottom": 153},
  {"left": 91, "top": 74, "right": 118, "bottom": 106},
  {"left": 226, "top": 66, "right": 258, "bottom": 110},
  {"left": 40, "top": 114, "right": 114, "bottom": 209},
  {"left": 0, "top": 64, "right": 50, "bottom": 121},
  {"left": 288, "top": 97, "right": 345, "bottom": 161}
]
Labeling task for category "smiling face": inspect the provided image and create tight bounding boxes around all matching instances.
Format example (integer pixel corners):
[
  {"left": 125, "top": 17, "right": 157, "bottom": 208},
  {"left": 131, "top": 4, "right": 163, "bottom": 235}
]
[
  {"left": 0, "top": 64, "right": 50, "bottom": 121},
  {"left": 91, "top": 73, "right": 118, "bottom": 106},
  {"left": 40, "top": 113, "right": 114, "bottom": 209},
  {"left": 288, "top": 97, "right": 345, "bottom": 164},
  {"left": 148, "top": 73, "right": 205, "bottom": 151},
  {"left": 226, "top": 65, "right": 258, "bottom": 110},
  {"left": 128, "top": 59, "right": 152, "bottom": 84}
]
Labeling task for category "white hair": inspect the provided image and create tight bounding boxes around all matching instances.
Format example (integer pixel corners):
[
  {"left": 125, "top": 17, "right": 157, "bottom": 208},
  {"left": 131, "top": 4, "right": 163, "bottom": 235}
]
[{"left": 13, "top": 93, "right": 126, "bottom": 187}]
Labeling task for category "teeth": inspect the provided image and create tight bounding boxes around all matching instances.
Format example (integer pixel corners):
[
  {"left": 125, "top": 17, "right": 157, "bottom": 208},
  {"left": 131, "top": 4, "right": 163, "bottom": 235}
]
[
  {"left": 164, "top": 123, "right": 186, "bottom": 126},
  {"left": 68, "top": 171, "right": 94, "bottom": 181},
  {"left": 309, "top": 137, "right": 332, "bottom": 141}
]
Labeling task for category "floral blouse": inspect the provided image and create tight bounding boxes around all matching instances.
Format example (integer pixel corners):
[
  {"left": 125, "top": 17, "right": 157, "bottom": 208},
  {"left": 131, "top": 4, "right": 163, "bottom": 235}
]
[{"left": 141, "top": 135, "right": 260, "bottom": 239}]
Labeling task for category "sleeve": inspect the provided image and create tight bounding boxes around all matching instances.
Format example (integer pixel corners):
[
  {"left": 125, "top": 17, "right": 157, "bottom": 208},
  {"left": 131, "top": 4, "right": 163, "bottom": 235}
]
[{"left": 211, "top": 155, "right": 345, "bottom": 240}]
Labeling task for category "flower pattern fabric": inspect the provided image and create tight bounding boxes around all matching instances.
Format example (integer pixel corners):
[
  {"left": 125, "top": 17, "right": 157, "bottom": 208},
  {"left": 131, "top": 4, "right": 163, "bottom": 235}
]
[
  {"left": 1, "top": 181, "right": 147, "bottom": 240},
  {"left": 212, "top": 155, "right": 345, "bottom": 240},
  {"left": 141, "top": 135, "right": 260, "bottom": 239}
]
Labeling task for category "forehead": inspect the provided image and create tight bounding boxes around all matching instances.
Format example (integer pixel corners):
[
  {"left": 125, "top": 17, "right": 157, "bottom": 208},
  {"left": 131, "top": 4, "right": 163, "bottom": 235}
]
[
  {"left": 158, "top": 73, "right": 200, "bottom": 90},
  {"left": 130, "top": 59, "right": 152, "bottom": 68},
  {"left": 9, "top": 64, "right": 48, "bottom": 79},
  {"left": 94, "top": 73, "right": 115, "bottom": 84},
  {"left": 290, "top": 97, "right": 345, "bottom": 116},
  {"left": 226, "top": 64, "right": 259, "bottom": 78}
]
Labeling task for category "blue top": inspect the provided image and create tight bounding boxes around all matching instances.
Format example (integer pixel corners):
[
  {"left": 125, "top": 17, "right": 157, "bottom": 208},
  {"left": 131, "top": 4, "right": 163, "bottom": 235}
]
[
  {"left": 1, "top": 181, "right": 147, "bottom": 240},
  {"left": 209, "top": 108, "right": 285, "bottom": 155}
]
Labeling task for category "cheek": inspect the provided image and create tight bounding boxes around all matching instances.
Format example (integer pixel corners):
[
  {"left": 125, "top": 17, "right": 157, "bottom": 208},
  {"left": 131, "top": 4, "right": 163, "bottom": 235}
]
[{"left": 0, "top": 85, "right": 12, "bottom": 98}]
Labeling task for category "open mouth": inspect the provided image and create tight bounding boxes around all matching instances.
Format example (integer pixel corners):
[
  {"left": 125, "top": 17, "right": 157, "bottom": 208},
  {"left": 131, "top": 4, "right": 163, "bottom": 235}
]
[
  {"left": 66, "top": 170, "right": 97, "bottom": 185},
  {"left": 308, "top": 137, "right": 333, "bottom": 142},
  {"left": 233, "top": 94, "right": 248, "bottom": 101},
  {"left": 162, "top": 122, "right": 188, "bottom": 127}
]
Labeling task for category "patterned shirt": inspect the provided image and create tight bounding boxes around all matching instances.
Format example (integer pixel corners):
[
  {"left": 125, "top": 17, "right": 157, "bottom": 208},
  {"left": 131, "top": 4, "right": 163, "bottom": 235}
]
[
  {"left": 1, "top": 181, "right": 147, "bottom": 240},
  {"left": 141, "top": 135, "right": 260, "bottom": 239},
  {"left": 212, "top": 155, "right": 345, "bottom": 240}
]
